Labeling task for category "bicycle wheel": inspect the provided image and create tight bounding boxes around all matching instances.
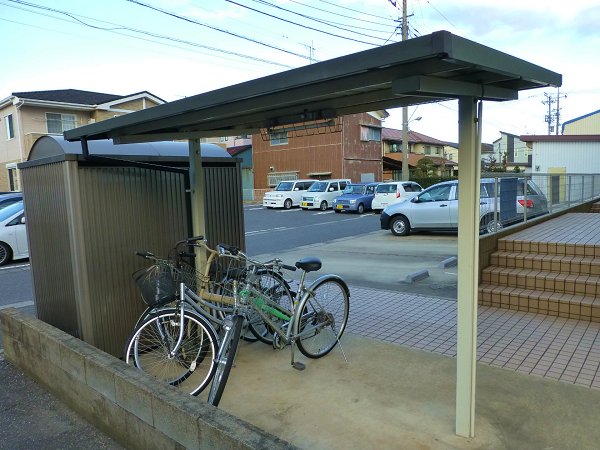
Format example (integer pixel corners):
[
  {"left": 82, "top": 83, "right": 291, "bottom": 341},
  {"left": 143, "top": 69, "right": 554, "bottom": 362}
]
[
  {"left": 294, "top": 277, "right": 350, "bottom": 359},
  {"left": 207, "top": 314, "right": 244, "bottom": 407},
  {"left": 124, "top": 309, "right": 218, "bottom": 396},
  {"left": 247, "top": 270, "right": 293, "bottom": 345}
]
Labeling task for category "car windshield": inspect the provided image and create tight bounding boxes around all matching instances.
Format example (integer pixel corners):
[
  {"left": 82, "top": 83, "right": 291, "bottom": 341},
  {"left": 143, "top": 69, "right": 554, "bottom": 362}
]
[
  {"left": 343, "top": 185, "right": 366, "bottom": 195},
  {"left": 275, "top": 181, "right": 294, "bottom": 191},
  {"left": 376, "top": 184, "right": 397, "bottom": 194},
  {"left": 308, "top": 181, "right": 328, "bottom": 192},
  {"left": 0, "top": 201, "right": 23, "bottom": 221}
]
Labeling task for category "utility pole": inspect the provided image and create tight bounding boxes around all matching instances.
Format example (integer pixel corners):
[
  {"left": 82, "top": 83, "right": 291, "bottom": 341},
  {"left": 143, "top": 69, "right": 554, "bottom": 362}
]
[
  {"left": 542, "top": 89, "right": 567, "bottom": 135},
  {"left": 401, "top": 0, "right": 410, "bottom": 181}
]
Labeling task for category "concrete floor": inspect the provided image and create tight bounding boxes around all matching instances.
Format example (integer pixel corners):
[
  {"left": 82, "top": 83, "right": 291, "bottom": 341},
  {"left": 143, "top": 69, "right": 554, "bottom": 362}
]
[{"left": 200, "top": 333, "right": 600, "bottom": 450}]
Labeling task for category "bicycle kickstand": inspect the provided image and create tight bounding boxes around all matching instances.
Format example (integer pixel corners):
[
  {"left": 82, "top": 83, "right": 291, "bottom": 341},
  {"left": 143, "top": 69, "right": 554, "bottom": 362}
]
[{"left": 290, "top": 341, "right": 305, "bottom": 371}]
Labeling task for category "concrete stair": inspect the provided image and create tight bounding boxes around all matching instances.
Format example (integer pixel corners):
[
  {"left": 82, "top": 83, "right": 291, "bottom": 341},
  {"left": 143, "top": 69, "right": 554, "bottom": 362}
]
[
  {"left": 591, "top": 201, "right": 600, "bottom": 213},
  {"left": 478, "top": 231, "right": 600, "bottom": 322}
]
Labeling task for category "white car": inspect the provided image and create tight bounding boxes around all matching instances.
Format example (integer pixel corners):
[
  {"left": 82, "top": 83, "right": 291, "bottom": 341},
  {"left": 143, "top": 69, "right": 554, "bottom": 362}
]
[
  {"left": 300, "top": 179, "right": 351, "bottom": 211},
  {"left": 0, "top": 201, "right": 28, "bottom": 265},
  {"left": 263, "top": 179, "right": 317, "bottom": 209},
  {"left": 371, "top": 181, "right": 423, "bottom": 213}
]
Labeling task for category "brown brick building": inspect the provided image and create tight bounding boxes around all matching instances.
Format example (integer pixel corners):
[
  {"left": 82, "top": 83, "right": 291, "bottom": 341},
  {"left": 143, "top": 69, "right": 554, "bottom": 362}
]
[{"left": 252, "top": 111, "right": 387, "bottom": 189}]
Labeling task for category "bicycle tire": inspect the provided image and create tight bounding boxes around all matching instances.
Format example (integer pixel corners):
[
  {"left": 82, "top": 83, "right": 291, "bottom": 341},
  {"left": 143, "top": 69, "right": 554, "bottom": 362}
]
[
  {"left": 207, "top": 314, "right": 244, "bottom": 407},
  {"left": 294, "top": 276, "right": 350, "bottom": 359},
  {"left": 247, "top": 270, "right": 293, "bottom": 345},
  {"left": 124, "top": 308, "right": 218, "bottom": 396}
]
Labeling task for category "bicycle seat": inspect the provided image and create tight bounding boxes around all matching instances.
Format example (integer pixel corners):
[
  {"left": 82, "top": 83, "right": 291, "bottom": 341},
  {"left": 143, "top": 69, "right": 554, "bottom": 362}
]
[{"left": 295, "top": 257, "right": 322, "bottom": 272}]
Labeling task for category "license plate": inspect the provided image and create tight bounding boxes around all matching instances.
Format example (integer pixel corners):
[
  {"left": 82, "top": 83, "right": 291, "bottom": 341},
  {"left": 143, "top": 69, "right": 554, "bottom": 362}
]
[
  {"left": 336, "top": 204, "right": 344, "bottom": 209},
  {"left": 301, "top": 202, "right": 308, "bottom": 207}
]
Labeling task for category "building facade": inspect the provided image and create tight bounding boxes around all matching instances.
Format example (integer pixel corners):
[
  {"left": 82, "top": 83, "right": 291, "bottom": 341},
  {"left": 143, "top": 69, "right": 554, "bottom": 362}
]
[
  {"left": 252, "top": 112, "right": 387, "bottom": 189},
  {"left": 491, "top": 131, "right": 531, "bottom": 172},
  {"left": 562, "top": 108, "right": 600, "bottom": 135},
  {"left": 0, "top": 89, "right": 164, "bottom": 191}
]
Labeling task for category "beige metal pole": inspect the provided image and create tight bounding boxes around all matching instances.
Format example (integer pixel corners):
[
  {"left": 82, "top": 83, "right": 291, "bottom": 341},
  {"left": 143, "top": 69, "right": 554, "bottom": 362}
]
[
  {"left": 189, "top": 139, "right": 207, "bottom": 268},
  {"left": 401, "top": 0, "right": 409, "bottom": 182},
  {"left": 455, "top": 96, "right": 481, "bottom": 437}
]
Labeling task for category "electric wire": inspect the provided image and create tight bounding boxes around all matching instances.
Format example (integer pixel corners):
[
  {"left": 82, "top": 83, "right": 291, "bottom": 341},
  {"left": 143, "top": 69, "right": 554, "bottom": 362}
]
[
  {"left": 224, "top": 0, "right": 380, "bottom": 46},
  {"left": 239, "top": 0, "right": 397, "bottom": 42},
  {"left": 3, "top": 0, "right": 294, "bottom": 68},
  {"left": 125, "top": 0, "right": 316, "bottom": 61},
  {"left": 287, "top": 0, "right": 399, "bottom": 29},
  {"left": 315, "top": 0, "right": 398, "bottom": 22}
]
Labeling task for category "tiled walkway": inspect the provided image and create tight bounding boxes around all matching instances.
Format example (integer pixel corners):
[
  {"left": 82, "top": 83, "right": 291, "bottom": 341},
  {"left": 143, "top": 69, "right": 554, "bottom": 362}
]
[{"left": 347, "top": 285, "right": 600, "bottom": 390}]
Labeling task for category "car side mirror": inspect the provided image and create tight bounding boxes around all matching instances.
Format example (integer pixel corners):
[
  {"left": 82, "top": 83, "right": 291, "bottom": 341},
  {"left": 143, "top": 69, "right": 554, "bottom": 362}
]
[
  {"left": 329, "top": 187, "right": 334, "bottom": 191},
  {"left": 21, "top": 217, "right": 26, "bottom": 224},
  {"left": 412, "top": 197, "right": 419, "bottom": 203}
]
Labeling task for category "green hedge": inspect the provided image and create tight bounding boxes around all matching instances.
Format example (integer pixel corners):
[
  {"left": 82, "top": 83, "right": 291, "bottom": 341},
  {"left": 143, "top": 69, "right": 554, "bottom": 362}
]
[{"left": 409, "top": 176, "right": 458, "bottom": 189}]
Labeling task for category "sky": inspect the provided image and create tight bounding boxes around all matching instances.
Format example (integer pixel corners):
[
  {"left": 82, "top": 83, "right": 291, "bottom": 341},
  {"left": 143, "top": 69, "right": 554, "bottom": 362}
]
[{"left": 1, "top": 0, "right": 599, "bottom": 144}]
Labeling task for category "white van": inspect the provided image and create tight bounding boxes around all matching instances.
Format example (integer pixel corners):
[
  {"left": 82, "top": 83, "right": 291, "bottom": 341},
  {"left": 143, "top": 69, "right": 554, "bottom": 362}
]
[
  {"left": 372, "top": 181, "right": 423, "bottom": 213},
  {"left": 263, "top": 179, "right": 317, "bottom": 209},
  {"left": 300, "top": 179, "right": 351, "bottom": 211}
]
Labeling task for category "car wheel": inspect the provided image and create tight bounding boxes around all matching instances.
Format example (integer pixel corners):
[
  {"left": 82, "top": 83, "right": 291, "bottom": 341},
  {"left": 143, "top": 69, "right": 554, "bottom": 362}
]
[
  {"left": 481, "top": 215, "right": 503, "bottom": 234},
  {"left": 283, "top": 199, "right": 293, "bottom": 209},
  {"left": 319, "top": 201, "right": 328, "bottom": 211},
  {"left": 357, "top": 204, "right": 364, "bottom": 214},
  {"left": 334, "top": 209, "right": 341, "bottom": 213},
  {"left": 0, "top": 242, "right": 12, "bottom": 266},
  {"left": 391, "top": 216, "right": 410, "bottom": 236}
]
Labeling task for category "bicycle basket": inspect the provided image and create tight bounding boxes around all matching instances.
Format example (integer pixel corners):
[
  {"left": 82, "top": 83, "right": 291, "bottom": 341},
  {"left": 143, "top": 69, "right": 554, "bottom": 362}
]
[{"left": 132, "top": 264, "right": 177, "bottom": 307}]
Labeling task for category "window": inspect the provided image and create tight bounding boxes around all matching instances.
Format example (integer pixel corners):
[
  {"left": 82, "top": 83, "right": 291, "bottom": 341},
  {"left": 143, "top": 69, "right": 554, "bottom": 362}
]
[
  {"left": 5, "top": 114, "right": 14, "bottom": 139},
  {"left": 360, "top": 126, "right": 381, "bottom": 142},
  {"left": 267, "top": 171, "right": 297, "bottom": 187},
  {"left": 270, "top": 131, "right": 288, "bottom": 146},
  {"left": 220, "top": 136, "right": 228, "bottom": 142},
  {"left": 424, "top": 146, "right": 431, "bottom": 155},
  {"left": 46, "top": 113, "right": 77, "bottom": 134},
  {"left": 7, "top": 166, "right": 17, "bottom": 191}
]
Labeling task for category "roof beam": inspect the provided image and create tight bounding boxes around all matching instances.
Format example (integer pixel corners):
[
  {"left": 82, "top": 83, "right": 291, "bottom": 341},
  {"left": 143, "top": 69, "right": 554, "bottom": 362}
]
[{"left": 392, "top": 75, "right": 518, "bottom": 101}]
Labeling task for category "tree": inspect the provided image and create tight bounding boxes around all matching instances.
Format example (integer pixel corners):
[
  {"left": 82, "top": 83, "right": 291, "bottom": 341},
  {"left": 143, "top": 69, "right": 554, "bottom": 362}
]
[{"left": 415, "top": 157, "right": 435, "bottom": 177}]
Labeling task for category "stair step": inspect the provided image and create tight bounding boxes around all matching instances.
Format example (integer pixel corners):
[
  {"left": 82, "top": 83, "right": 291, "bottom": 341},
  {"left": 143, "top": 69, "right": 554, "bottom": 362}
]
[
  {"left": 481, "top": 266, "right": 600, "bottom": 295},
  {"left": 498, "top": 239, "right": 600, "bottom": 258},
  {"left": 478, "top": 283, "right": 600, "bottom": 322},
  {"left": 490, "top": 251, "right": 600, "bottom": 275}
]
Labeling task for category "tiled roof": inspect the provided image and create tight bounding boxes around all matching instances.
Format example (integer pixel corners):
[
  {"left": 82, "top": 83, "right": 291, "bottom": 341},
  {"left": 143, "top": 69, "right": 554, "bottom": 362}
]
[
  {"left": 385, "top": 152, "right": 457, "bottom": 167},
  {"left": 382, "top": 128, "right": 447, "bottom": 145},
  {"left": 13, "top": 89, "right": 125, "bottom": 105},
  {"left": 227, "top": 145, "right": 251, "bottom": 156}
]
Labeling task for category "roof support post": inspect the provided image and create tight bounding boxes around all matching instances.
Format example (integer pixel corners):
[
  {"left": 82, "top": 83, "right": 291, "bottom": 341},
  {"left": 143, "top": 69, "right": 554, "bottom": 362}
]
[
  {"left": 455, "top": 96, "right": 481, "bottom": 438},
  {"left": 188, "top": 138, "right": 207, "bottom": 247}
]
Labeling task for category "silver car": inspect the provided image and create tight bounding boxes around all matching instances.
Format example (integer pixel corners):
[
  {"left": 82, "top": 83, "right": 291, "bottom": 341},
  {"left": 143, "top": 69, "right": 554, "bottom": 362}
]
[{"left": 380, "top": 178, "right": 548, "bottom": 236}]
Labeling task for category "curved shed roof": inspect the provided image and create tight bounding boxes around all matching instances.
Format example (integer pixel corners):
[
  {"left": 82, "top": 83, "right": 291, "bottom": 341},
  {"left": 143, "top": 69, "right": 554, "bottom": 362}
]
[{"left": 27, "top": 135, "right": 230, "bottom": 162}]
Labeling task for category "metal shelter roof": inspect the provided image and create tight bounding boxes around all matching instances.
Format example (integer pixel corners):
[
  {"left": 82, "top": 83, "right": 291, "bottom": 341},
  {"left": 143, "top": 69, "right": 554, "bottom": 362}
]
[
  {"left": 64, "top": 30, "right": 561, "bottom": 144},
  {"left": 23, "top": 135, "right": 230, "bottom": 168}
]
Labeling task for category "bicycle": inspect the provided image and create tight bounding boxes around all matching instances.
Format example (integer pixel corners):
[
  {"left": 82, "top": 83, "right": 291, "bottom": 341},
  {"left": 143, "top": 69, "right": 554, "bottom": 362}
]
[
  {"left": 123, "top": 237, "right": 293, "bottom": 396},
  {"left": 206, "top": 244, "right": 350, "bottom": 407}
]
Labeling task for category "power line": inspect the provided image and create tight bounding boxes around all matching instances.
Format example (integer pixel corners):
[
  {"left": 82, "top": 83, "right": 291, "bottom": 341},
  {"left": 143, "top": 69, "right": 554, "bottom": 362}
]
[
  {"left": 3, "top": 0, "right": 294, "bottom": 68},
  {"left": 125, "top": 0, "right": 316, "bottom": 61},
  {"left": 266, "top": 0, "right": 399, "bottom": 32},
  {"left": 315, "top": 0, "right": 398, "bottom": 22},
  {"left": 224, "top": 0, "right": 381, "bottom": 46}
]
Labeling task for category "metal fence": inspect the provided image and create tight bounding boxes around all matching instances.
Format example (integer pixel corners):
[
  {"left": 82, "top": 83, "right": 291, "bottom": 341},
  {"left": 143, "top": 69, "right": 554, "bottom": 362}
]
[{"left": 482, "top": 172, "right": 600, "bottom": 233}]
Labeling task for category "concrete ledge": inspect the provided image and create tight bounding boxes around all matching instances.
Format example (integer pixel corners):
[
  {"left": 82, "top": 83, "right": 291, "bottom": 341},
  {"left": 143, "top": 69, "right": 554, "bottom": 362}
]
[
  {"left": 0, "top": 308, "right": 297, "bottom": 450},
  {"left": 403, "top": 269, "right": 429, "bottom": 283},
  {"left": 438, "top": 257, "right": 458, "bottom": 268}
]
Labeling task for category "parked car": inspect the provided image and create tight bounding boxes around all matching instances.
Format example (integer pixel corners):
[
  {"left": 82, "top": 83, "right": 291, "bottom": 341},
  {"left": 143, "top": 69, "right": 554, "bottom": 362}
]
[
  {"left": 263, "top": 179, "right": 317, "bottom": 209},
  {"left": 0, "top": 192, "right": 23, "bottom": 210},
  {"left": 380, "top": 178, "right": 548, "bottom": 236},
  {"left": 0, "top": 201, "right": 28, "bottom": 265},
  {"left": 371, "top": 181, "right": 422, "bottom": 213},
  {"left": 332, "top": 182, "right": 380, "bottom": 214},
  {"left": 301, "top": 179, "right": 351, "bottom": 211}
]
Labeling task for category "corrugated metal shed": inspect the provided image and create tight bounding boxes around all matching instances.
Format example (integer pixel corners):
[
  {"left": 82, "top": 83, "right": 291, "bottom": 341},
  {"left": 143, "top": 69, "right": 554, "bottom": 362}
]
[{"left": 19, "top": 136, "right": 243, "bottom": 356}]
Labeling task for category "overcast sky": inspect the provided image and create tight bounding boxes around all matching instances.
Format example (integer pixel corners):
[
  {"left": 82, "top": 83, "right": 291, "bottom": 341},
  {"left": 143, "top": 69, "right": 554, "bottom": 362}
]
[{"left": 1, "top": 0, "right": 598, "bottom": 143}]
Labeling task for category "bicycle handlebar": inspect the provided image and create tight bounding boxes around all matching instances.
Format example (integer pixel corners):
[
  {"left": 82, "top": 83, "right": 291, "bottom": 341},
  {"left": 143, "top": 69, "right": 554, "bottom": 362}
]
[{"left": 135, "top": 251, "right": 154, "bottom": 259}]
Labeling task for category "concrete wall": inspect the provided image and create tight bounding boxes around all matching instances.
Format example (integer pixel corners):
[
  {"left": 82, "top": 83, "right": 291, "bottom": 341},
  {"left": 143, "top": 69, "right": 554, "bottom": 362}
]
[{"left": 0, "top": 308, "right": 296, "bottom": 450}]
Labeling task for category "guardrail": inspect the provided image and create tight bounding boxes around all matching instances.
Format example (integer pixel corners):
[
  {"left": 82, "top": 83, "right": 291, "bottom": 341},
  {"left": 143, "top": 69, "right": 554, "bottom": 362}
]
[{"left": 481, "top": 172, "right": 600, "bottom": 235}]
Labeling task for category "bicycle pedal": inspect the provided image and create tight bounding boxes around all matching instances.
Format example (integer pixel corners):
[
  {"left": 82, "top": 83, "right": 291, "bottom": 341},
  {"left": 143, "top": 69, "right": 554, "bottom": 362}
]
[{"left": 292, "top": 361, "right": 305, "bottom": 371}]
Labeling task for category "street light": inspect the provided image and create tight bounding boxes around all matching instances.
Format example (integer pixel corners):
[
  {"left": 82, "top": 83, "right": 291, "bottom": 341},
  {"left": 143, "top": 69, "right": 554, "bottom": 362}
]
[{"left": 401, "top": 114, "right": 422, "bottom": 181}]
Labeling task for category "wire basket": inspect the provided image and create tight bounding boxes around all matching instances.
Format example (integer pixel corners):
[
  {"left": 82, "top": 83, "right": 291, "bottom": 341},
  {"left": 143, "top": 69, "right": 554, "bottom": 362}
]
[{"left": 132, "top": 263, "right": 177, "bottom": 307}]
